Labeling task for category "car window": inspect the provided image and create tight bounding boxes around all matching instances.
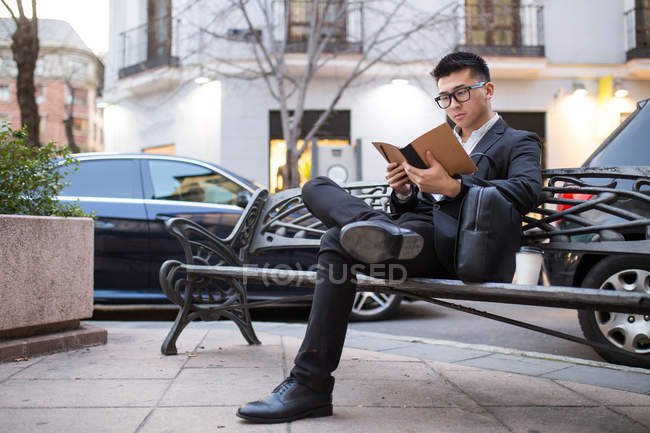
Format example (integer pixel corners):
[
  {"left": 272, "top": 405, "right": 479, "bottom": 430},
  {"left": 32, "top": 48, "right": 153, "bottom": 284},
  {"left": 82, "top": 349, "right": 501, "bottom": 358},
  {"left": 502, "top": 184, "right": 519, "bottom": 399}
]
[
  {"left": 585, "top": 100, "right": 650, "bottom": 167},
  {"left": 148, "top": 160, "right": 245, "bottom": 205},
  {"left": 58, "top": 159, "right": 141, "bottom": 198}
]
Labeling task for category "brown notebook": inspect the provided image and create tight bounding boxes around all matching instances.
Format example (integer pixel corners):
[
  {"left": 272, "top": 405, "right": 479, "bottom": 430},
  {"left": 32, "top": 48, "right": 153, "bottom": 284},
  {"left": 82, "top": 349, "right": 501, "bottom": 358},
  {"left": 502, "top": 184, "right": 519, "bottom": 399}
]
[{"left": 372, "top": 123, "right": 477, "bottom": 175}]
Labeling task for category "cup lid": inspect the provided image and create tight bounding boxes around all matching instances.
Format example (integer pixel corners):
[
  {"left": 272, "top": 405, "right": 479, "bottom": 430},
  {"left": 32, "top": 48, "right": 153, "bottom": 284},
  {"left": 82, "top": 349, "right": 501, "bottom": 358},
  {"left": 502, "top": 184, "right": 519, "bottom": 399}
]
[{"left": 519, "top": 246, "right": 543, "bottom": 254}]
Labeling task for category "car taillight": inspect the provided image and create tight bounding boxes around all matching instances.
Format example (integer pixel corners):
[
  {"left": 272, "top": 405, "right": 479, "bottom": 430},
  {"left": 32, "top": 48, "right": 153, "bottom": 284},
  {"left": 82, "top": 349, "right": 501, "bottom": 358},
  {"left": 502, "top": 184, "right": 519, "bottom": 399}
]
[{"left": 557, "top": 192, "right": 594, "bottom": 211}]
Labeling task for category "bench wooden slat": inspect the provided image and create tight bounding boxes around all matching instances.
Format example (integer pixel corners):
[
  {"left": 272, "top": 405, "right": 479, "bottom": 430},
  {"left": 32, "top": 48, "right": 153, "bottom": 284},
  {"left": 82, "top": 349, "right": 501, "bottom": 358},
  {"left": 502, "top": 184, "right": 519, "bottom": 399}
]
[{"left": 182, "top": 265, "right": 650, "bottom": 315}]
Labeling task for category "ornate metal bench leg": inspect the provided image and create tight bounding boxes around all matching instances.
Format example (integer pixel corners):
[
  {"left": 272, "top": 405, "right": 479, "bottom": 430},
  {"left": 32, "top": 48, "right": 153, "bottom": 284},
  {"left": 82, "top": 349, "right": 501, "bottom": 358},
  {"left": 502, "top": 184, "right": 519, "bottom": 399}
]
[
  {"left": 222, "top": 306, "right": 261, "bottom": 345},
  {"left": 161, "top": 290, "right": 194, "bottom": 355}
]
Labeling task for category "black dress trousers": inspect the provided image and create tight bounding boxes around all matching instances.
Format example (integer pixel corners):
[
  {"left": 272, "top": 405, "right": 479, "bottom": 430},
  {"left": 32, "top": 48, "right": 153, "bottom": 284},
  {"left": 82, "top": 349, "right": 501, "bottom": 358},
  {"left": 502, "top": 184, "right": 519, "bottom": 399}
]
[{"left": 290, "top": 176, "right": 455, "bottom": 394}]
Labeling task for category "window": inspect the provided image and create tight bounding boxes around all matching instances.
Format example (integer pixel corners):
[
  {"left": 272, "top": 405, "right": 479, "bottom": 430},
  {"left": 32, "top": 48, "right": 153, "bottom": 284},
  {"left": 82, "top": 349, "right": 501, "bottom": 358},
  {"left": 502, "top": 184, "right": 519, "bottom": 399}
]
[
  {"left": 636, "top": 0, "right": 650, "bottom": 49},
  {"left": 66, "top": 87, "right": 88, "bottom": 106},
  {"left": 465, "top": 0, "right": 520, "bottom": 47},
  {"left": 73, "top": 117, "right": 88, "bottom": 135},
  {"left": 0, "top": 113, "right": 10, "bottom": 130},
  {"left": 39, "top": 115, "right": 46, "bottom": 134},
  {"left": 0, "top": 85, "right": 10, "bottom": 103},
  {"left": 288, "top": 0, "right": 347, "bottom": 46},
  {"left": 58, "top": 159, "right": 141, "bottom": 199},
  {"left": 269, "top": 110, "right": 351, "bottom": 192},
  {"left": 148, "top": 0, "right": 172, "bottom": 60},
  {"left": 35, "top": 83, "right": 46, "bottom": 104},
  {"left": 148, "top": 160, "right": 246, "bottom": 205}
]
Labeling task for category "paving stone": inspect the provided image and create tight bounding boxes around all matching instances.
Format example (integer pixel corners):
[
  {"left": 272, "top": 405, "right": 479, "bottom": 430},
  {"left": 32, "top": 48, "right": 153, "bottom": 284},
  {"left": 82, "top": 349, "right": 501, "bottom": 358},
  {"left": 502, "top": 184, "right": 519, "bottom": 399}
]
[
  {"left": 159, "top": 367, "right": 284, "bottom": 407},
  {"left": 334, "top": 360, "right": 436, "bottom": 381},
  {"left": 456, "top": 353, "right": 572, "bottom": 376},
  {"left": 543, "top": 365, "right": 650, "bottom": 395},
  {"left": 610, "top": 406, "right": 650, "bottom": 429},
  {"left": 12, "top": 349, "right": 186, "bottom": 379},
  {"left": 281, "top": 336, "right": 415, "bottom": 373},
  {"left": 0, "top": 357, "right": 41, "bottom": 381},
  {"left": 426, "top": 360, "right": 485, "bottom": 373},
  {"left": 186, "top": 340, "right": 284, "bottom": 369},
  {"left": 556, "top": 380, "right": 650, "bottom": 406},
  {"left": 0, "top": 408, "right": 149, "bottom": 433},
  {"left": 139, "top": 406, "right": 286, "bottom": 433},
  {"left": 0, "top": 379, "right": 169, "bottom": 408},
  {"left": 341, "top": 334, "right": 415, "bottom": 352},
  {"left": 440, "top": 369, "right": 592, "bottom": 406},
  {"left": 490, "top": 406, "right": 650, "bottom": 433},
  {"left": 290, "top": 407, "right": 510, "bottom": 433},
  {"left": 198, "top": 329, "right": 282, "bottom": 349},
  {"left": 91, "top": 328, "right": 208, "bottom": 356},
  {"left": 380, "top": 343, "right": 490, "bottom": 363},
  {"left": 333, "top": 377, "right": 483, "bottom": 412}
]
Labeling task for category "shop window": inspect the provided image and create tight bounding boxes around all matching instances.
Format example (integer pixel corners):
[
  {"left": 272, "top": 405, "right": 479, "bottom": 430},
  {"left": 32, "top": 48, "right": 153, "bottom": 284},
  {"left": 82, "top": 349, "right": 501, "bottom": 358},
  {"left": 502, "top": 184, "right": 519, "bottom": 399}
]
[
  {"left": 269, "top": 110, "right": 350, "bottom": 192},
  {"left": 142, "top": 143, "right": 176, "bottom": 155}
]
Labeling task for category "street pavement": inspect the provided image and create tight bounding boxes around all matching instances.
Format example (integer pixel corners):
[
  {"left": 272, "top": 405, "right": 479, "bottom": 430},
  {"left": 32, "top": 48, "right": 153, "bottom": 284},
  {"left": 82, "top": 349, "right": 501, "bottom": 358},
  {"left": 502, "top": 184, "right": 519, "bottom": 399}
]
[{"left": 0, "top": 320, "right": 649, "bottom": 433}]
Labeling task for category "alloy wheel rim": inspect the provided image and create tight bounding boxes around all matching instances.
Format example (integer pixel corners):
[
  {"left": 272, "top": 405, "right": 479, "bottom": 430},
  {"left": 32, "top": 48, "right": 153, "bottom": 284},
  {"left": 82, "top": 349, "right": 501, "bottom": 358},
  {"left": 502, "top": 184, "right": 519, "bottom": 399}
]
[
  {"left": 352, "top": 291, "right": 396, "bottom": 317},
  {"left": 594, "top": 269, "right": 650, "bottom": 354}
]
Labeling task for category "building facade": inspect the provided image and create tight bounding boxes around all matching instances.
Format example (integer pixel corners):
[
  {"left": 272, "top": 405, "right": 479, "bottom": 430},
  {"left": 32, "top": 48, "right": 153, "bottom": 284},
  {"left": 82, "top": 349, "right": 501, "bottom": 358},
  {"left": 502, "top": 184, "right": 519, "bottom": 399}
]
[
  {"left": 103, "top": 0, "right": 650, "bottom": 189},
  {"left": 0, "top": 18, "right": 104, "bottom": 151}
]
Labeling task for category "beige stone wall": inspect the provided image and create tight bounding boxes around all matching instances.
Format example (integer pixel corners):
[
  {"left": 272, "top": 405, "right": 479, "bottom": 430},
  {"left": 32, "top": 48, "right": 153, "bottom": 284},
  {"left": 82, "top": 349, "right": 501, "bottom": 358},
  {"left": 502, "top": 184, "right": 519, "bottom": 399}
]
[{"left": 0, "top": 215, "right": 94, "bottom": 332}]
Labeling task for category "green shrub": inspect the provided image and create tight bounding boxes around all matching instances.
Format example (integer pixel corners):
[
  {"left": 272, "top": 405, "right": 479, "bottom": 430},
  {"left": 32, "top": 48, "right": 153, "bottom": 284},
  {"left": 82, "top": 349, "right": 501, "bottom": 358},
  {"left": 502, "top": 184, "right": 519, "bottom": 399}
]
[{"left": 0, "top": 125, "right": 91, "bottom": 217}]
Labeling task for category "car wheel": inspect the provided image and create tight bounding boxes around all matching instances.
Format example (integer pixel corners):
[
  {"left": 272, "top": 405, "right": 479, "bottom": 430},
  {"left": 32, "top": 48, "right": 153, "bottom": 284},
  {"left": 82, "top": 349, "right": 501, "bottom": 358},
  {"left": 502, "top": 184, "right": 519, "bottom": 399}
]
[
  {"left": 349, "top": 291, "right": 402, "bottom": 321},
  {"left": 577, "top": 255, "right": 650, "bottom": 368}
]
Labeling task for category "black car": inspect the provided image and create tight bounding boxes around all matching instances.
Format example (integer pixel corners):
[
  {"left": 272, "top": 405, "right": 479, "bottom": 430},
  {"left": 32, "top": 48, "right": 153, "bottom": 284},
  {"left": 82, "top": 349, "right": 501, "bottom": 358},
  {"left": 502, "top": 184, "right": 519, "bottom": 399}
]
[
  {"left": 57, "top": 154, "right": 400, "bottom": 321},
  {"left": 544, "top": 98, "right": 650, "bottom": 367}
]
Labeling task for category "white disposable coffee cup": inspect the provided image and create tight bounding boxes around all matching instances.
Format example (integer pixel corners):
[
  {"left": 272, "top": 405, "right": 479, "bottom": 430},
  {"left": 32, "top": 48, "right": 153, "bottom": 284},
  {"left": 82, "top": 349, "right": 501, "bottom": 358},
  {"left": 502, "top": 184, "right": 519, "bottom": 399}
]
[{"left": 514, "top": 246, "right": 543, "bottom": 285}]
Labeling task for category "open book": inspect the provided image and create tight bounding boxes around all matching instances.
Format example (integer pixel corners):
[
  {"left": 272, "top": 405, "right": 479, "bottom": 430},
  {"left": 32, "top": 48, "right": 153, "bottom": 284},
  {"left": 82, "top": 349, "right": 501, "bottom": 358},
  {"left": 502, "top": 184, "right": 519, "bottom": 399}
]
[{"left": 372, "top": 122, "right": 477, "bottom": 176}]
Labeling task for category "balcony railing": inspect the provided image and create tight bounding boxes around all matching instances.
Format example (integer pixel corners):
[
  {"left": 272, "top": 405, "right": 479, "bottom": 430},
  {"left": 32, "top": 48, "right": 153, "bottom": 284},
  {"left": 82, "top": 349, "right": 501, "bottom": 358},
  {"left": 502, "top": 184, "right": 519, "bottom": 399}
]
[
  {"left": 118, "top": 15, "right": 180, "bottom": 79},
  {"left": 625, "top": 6, "right": 650, "bottom": 60},
  {"left": 277, "top": 0, "right": 363, "bottom": 54},
  {"left": 457, "top": 4, "right": 545, "bottom": 57}
]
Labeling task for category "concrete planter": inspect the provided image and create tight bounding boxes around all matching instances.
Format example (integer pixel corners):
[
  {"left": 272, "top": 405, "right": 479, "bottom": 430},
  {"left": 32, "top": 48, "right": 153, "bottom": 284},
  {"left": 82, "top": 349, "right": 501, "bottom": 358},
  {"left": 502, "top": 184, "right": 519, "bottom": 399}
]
[{"left": 0, "top": 215, "right": 94, "bottom": 336}]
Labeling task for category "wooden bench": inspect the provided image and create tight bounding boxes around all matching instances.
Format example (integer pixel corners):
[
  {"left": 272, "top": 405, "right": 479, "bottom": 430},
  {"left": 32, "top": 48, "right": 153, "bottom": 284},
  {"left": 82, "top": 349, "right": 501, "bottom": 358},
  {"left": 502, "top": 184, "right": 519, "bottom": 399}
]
[{"left": 159, "top": 167, "right": 650, "bottom": 366}]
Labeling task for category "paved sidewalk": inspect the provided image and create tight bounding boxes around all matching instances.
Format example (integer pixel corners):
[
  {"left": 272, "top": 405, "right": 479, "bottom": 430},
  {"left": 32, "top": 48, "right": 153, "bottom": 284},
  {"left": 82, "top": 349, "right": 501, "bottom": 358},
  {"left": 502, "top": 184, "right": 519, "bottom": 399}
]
[{"left": 0, "top": 321, "right": 649, "bottom": 433}]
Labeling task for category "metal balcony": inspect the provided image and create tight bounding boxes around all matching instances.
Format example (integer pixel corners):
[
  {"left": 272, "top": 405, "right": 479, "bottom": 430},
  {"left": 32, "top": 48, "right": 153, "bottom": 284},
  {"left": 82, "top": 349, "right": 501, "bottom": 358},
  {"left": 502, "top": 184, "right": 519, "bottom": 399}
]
[
  {"left": 278, "top": 0, "right": 363, "bottom": 54},
  {"left": 625, "top": 5, "right": 650, "bottom": 61},
  {"left": 118, "top": 15, "right": 180, "bottom": 79},
  {"left": 457, "top": 3, "right": 545, "bottom": 57}
]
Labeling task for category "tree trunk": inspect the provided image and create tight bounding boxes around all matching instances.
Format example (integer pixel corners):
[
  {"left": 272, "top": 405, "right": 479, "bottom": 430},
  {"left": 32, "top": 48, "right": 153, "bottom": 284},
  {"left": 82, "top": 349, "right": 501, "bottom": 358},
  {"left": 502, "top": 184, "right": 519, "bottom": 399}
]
[
  {"left": 63, "top": 117, "right": 80, "bottom": 153},
  {"left": 284, "top": 140, "right": 302, "bottom": 189},
  {"left": 11, "top": 16, "right": 40, "bottom": 148}
]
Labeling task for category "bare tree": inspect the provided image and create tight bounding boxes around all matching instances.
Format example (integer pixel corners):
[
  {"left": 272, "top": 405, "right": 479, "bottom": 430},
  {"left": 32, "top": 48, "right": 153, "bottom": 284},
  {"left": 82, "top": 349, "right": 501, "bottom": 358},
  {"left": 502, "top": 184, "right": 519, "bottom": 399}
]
[
  {"left": 2, "top": 0, "right": 40, "bottom": 147},
  {"left": 193, "top": 0, "right": 458, "bottom": 188}
]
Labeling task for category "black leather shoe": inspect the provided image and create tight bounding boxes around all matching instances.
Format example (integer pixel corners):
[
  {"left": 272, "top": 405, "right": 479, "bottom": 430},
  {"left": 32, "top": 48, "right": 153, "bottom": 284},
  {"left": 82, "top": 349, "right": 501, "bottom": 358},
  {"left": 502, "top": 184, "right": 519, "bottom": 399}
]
[
  {"left": 236, "top": 377, "right": 332, "bottom": 423},
  {"left": 340, "top": 220, "right": 424, "bottom": 263}
]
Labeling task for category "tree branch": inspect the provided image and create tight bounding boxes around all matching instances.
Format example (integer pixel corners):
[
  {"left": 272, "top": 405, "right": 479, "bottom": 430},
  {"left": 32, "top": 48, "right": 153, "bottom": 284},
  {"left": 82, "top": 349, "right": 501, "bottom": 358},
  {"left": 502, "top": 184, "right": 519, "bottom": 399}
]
[{"left": 0, "top": 0, "right": 18, "bottom": 24}]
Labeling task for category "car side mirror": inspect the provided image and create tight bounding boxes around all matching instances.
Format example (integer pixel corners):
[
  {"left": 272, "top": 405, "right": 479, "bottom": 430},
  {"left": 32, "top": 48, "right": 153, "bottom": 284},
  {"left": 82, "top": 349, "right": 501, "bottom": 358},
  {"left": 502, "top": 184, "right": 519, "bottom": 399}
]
[{"left": 236, "top": 191, "right": 250, "bottom": 208}]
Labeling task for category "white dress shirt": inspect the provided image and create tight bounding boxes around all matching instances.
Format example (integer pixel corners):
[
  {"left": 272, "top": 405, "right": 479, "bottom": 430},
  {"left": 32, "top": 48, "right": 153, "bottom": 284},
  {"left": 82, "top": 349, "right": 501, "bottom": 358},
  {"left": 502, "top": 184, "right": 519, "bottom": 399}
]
[{"left": 396, "top": 113, "right": 500, "bottom": 202}]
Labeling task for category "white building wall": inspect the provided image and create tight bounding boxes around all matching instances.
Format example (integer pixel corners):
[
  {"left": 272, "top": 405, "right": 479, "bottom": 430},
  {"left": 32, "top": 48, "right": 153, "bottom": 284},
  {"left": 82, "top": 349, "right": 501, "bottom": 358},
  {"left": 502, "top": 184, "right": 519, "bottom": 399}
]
[
  {"left": 104, "top": 79, "right": 222, "bottom": 163},
  {"left": 544, "top": 0, "right": 626, "bottom": 64}
]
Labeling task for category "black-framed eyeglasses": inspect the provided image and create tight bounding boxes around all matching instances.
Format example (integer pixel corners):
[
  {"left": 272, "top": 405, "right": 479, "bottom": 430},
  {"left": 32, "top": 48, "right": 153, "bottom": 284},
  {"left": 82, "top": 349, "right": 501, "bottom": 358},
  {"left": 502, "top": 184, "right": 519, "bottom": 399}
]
[{"left": 434, "top": 81, "right": 487, "bottom": 109}]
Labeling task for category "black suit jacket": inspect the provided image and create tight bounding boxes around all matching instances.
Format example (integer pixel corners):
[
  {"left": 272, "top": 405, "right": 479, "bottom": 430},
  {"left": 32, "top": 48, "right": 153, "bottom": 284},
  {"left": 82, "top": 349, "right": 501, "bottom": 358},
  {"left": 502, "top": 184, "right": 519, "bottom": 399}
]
[{"left": 390, "top": 118, "right": 542, "bottom": 274}]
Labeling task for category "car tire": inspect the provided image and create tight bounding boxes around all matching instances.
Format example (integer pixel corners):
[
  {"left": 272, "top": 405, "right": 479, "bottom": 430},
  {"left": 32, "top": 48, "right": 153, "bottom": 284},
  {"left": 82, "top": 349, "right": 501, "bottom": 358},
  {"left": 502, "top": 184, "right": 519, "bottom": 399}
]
[
  {"left": 577, "top": 255, "right": 650, "bottom": 368},
  {"left": 349, "top": 291, "right": 402, "bottom": 322}
]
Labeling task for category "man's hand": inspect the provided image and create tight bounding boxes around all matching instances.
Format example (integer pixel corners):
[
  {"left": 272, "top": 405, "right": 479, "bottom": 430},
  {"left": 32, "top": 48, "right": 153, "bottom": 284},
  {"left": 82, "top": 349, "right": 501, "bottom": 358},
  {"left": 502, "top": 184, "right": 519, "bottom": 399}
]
[
  {"left": 386, "top": 162, "right": 411, "bottom": 196},
  {"left": 403, "top": 151, "right": 461, "bottom": 198}
]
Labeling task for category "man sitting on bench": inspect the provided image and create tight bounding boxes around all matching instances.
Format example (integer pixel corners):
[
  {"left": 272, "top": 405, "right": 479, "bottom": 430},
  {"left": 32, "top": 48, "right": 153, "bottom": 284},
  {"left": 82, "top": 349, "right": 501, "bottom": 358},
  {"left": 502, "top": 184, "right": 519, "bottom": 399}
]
[{"left": 237, "top": 51, "right": 542, "bottom": 423}]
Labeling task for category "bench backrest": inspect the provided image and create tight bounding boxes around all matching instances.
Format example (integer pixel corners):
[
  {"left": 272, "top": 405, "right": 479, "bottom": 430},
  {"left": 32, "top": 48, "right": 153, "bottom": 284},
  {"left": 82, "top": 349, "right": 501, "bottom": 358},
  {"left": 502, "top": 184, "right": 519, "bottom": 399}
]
[{"left": 233, "top": 167, "right": 650, "bottom": 261}]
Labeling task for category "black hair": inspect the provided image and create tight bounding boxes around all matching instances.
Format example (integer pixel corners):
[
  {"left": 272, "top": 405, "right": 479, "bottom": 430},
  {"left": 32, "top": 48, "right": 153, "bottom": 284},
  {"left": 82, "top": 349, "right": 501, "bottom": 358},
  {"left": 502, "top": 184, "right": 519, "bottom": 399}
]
[{"left": 431, "top": 51, "right": 491, "bottom": 82}]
